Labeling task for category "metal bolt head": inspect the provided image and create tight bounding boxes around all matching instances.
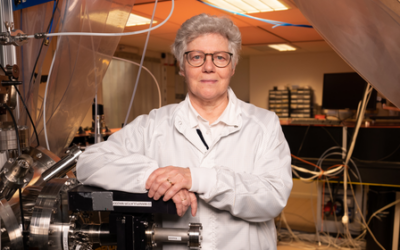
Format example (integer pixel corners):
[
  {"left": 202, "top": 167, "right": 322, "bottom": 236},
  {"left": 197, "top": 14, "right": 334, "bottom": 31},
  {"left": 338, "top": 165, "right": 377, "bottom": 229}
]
[
  {"left": 36, "top": 153, "right": 42, "bottom": 159},
  {"left": 8, "top": 158, "right": 14, "bottom": 163},
  {"left": 65, "top": 150, "right": 70, "bottom": 154},
  {"left": 48, "top": 240, "right": 53, "bottom": 246},
  {"left": 23, "top": 178, "right": 28, "bottom": 183}
]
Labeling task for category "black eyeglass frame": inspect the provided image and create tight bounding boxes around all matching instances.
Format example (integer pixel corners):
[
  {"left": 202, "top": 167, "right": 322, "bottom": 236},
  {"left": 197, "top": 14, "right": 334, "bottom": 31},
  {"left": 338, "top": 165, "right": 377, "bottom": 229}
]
[{"left": 184, "top": 51, "right": 233, "bottom": 68}]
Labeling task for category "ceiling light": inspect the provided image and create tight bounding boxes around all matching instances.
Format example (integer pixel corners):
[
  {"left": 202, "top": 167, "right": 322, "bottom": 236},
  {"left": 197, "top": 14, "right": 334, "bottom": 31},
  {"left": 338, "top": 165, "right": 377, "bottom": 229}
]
[
  {"left": 126, "top": 14, "right": 157, "bottom": 27},
  {"left": 205, "top": 0, "right": 289, "bottom": 14},
  {"left": 260, "top": 0, "right": 288, "bottom": 11},
  {"left": 268, "top": 44, "right": 296, "bottom": 51}
]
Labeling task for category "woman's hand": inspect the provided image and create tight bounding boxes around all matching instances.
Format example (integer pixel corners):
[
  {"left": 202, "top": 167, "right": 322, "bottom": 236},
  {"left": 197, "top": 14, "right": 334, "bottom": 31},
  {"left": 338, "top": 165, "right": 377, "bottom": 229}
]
[
  {"left": 145, "top": 166, "right": 192, "bottom": 201},
  {"left": 172, "top": 189, "right": 198, "bottom": 217}
]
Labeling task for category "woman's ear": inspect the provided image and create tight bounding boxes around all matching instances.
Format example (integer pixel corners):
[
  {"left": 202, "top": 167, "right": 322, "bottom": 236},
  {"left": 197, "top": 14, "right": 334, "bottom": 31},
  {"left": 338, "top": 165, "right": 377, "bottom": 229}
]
[{"left": 179, "top": 69, "right": 185, "bottom": 77}]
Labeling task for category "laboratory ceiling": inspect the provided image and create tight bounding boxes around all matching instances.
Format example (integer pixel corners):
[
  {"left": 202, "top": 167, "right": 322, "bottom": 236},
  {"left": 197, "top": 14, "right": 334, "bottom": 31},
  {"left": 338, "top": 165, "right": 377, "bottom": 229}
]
[{"left": 119, "top": 0, "right": 333, "bottom": 56}]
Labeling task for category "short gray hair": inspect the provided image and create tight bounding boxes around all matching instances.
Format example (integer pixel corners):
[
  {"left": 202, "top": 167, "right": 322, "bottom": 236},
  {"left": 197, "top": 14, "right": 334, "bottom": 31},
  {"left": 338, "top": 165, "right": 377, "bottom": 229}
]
[{"left": 171, "top": 14, "right": 241, "bottom": 71}]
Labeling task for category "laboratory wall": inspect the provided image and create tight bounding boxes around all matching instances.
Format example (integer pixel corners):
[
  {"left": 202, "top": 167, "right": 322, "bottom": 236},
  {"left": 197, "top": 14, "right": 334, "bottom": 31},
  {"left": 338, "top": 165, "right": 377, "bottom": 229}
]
[
  {"left": 249, "top": 51, "right": 354, "bottom": 110},
  {"left": 230, "top": 57, "right": 250, "bottom": 103}
]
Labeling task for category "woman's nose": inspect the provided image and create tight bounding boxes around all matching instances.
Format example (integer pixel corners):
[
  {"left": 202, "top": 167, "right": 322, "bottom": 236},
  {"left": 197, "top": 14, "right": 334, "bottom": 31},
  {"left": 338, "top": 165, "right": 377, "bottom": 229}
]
[{"left": 202, "top": 55, "right": 215, "bottom": 72}]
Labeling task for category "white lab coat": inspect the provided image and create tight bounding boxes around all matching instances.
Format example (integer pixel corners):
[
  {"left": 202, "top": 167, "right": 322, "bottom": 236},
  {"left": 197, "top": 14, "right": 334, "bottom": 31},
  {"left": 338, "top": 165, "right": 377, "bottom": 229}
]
[{"left": 77, "top": 88, "right": 293, "bottom": 250}]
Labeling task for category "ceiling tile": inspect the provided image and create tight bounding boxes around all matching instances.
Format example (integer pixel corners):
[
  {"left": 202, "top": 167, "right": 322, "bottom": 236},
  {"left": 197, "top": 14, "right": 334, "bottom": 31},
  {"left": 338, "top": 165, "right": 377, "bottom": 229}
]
[{"left": 240, "top": 26, "right": 286, "bottom": 44}]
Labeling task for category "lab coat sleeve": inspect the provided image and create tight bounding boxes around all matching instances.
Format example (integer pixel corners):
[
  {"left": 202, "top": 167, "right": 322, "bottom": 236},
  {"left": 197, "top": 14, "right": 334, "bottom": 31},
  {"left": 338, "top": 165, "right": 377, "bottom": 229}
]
[
  {"left": 189, "top": 114, "right": 293, "bottom": 222},
  {"left": 76, "top": 115, "right": 159, "bottom": 193}
]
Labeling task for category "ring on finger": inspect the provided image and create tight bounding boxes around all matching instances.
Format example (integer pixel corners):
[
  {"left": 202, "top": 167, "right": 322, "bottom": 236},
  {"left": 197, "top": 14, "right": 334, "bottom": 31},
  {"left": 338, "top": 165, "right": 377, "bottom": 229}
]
[{"left": 167, "top": 178, "right": 173, "bottom": 185}]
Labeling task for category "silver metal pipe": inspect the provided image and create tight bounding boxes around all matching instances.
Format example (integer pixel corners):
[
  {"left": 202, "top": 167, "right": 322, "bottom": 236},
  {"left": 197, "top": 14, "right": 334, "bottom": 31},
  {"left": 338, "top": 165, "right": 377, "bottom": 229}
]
[
  {"left": 153, "top": 228, "right": 189, "bottom": 243},
  {"left": 77, "top": 223, "right": 116, "bottom": 246},
  {"left": 41, "top": 145, "right": 81, "bottom": 182},
  {"left": 0, "top": 0, "right": 17, "bottom": 66},
  {"left": 146, "top": 223, "right": 202, "bottom": 249}
]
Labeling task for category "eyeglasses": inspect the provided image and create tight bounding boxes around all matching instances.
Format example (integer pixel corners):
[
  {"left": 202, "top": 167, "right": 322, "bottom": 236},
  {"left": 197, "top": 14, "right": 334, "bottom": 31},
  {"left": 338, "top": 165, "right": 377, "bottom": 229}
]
[{"left": 184, "top": 51, "right": 233, "bottom": 68}]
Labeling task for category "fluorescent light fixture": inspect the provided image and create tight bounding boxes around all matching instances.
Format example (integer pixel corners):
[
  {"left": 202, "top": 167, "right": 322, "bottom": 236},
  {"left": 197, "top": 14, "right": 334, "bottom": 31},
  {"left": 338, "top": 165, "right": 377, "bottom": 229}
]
[
  {"left": 268, "top": 44, "right": 296, "bottom": 51},
  {"left": 126, "top": 13, "right": 157, "bottom": 27},
  {"left": 206, "top": 0, "right": 288, "bottom": 13},
  {"left": 260, "top": 0, "right": 288, "bottom": 11}
]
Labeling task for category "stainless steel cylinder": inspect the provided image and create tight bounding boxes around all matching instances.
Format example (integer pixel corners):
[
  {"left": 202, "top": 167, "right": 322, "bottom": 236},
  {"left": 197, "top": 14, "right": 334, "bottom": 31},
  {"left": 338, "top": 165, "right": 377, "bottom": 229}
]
[
  {"left": 0, "top": 154, "right": 34, "bottom": 200},
  {"left": 153, "top": 228, "right": 190, "bottom": 243},
  {"left": 41, "top": 145, "right": 81, "bottom": 182},
  {"left": 77, "top": 223, "right": 116, "bottom": 246},
  {"left": 146, "top": 223, "right": 202, "bottom": 249}
]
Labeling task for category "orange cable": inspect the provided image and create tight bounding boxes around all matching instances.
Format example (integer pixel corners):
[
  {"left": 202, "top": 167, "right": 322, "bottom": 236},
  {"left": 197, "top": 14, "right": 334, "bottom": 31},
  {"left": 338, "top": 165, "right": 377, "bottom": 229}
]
[{"left": 291, "top": 154, "right": 323, "bottom": 171}]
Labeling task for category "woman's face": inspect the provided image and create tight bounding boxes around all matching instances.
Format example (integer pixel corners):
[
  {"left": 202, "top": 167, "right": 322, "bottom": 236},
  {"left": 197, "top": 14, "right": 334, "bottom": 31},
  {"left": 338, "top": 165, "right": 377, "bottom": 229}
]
[{"left": 181, "top": 33, "right": 235, "bottom": 104}]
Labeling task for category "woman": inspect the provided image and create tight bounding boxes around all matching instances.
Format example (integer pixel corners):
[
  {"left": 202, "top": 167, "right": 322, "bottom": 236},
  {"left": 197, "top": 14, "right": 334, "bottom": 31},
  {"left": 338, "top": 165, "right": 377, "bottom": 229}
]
[{"left": 77, "top": 13, "right": 292, "bottom": 250}]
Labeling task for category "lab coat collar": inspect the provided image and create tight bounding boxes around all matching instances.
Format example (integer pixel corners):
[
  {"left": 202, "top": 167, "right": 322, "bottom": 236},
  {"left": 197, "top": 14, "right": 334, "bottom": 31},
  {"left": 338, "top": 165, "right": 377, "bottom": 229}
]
[
  {"left": 173, "top": 88, "right": 242, "bottom": 153},
  {"left": 186, "top": 87, "right": 241, "bottom": 128}
]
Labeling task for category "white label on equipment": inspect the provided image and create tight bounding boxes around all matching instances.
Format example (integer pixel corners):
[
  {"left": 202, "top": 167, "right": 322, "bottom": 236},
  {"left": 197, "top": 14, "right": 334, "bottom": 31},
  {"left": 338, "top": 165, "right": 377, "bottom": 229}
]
[
  {"left": 168, "top": 236, "right": 182, "bottom": 241},
  {"left": 113, "top": 201, "right": 152, "bottom": 207},
  {"left": 62, "top": 225, "right": 69, "bottom": 250}
]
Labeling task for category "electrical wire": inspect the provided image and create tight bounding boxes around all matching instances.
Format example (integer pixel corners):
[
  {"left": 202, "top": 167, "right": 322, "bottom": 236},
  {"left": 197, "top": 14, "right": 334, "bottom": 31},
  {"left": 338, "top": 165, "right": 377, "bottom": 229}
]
[
  {"left": 124, "top": 0, "right": 158, "bottom": 127},
  {"left": 27, "top": 0, "right": 60, "bottom": 87},
  {"left": 343, "top": 83, "right": 372, "bottom": 228},
  {"left": 43, "top": 44, "right": 59, "bottom": 151},
  {"left": 296, "top": 125, "right": 310, "bottom": 156},
  {"left": 0, "top": 63, "right": 6, "bottom": 74},
  {"left": 112, "top": 57, "right": 161, "bottom": 109},
  {"left": 14, "top": 86, "right": 40, "bottom": 147},
  {"left": 347, "top": 174, "right": 386, "bottom": 250},
  {"left": 26, "top": 0, "right": 174, "bottom": 39}
]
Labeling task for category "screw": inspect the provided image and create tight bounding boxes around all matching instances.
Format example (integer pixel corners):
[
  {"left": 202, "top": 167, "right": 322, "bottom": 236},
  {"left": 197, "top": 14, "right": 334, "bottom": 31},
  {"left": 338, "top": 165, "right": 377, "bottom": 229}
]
[
  {"left": 36, "top": 153, "right": 42, "bottom": 159},
  {"left": 65, "top": 150, "right": 70, "bottom": 154},
  {"left": 8, "top": 158, "right": 14, "bottom": 163},
  {"left": 23, "top": 179, "right": 28, "bottom": 183}
]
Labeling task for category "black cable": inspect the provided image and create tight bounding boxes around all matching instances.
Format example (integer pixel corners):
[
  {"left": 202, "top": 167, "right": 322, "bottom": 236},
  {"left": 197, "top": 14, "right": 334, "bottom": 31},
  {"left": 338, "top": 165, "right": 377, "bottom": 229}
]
[
  {"left": 14, "top": 86, "right": 40, "bottom": 147},
  {"left": 320, "top": 126, "right": 341, "bottom": 147},
  {"left": 27, "top": 0, "right": 60, "bottom": 86},
  {"left": 353, "top": 143, "right": 400, "bottom": 163},
  {"left": 0, "top": 63, "right": 6, "bottom": 74},
  {"left": 3, "top": 103, "right": 21, "bottom": 156},
  {"left": 296, "top": 125, "right": 310, "bottom": 156}
]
